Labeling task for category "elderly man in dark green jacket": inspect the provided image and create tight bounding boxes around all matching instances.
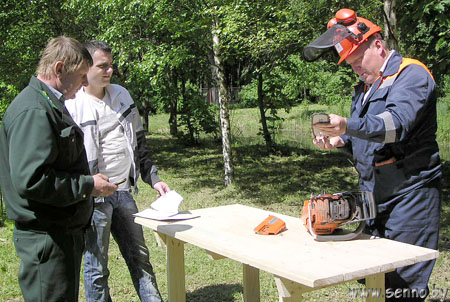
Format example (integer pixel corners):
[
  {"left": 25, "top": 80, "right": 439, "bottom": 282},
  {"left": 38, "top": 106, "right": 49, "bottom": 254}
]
[{"left": 0, "top": 36, "right": 117, "bottom": 302}]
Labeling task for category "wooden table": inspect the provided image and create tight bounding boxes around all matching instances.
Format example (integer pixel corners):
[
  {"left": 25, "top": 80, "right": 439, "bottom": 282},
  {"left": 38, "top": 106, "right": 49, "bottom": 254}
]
[{"left": 135, "top": 204, "right": 439, "bottom": 302}]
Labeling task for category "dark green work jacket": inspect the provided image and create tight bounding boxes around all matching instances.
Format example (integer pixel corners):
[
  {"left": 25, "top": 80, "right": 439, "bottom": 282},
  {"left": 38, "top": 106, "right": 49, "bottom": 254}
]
[{"left": 0, "top": 76, "right": 94, "bottom": 232}]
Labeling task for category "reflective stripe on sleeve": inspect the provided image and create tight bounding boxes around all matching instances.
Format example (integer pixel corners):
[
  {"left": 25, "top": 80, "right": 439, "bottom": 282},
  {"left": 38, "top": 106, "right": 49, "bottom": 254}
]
[{"left": 377, "top": 111, "right": 396, "bottom": 143}]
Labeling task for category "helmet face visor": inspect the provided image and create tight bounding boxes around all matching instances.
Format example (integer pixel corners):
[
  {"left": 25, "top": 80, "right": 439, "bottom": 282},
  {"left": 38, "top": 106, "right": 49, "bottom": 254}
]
[{"left": 303, "top": 24, "right": 354, "bottom": 62}]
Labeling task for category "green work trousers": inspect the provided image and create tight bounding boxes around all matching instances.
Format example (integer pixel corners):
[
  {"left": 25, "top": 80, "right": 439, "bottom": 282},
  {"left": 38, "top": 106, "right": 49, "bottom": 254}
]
[{"left": 13, "top": 227, "right": 85, "bottom": 302}]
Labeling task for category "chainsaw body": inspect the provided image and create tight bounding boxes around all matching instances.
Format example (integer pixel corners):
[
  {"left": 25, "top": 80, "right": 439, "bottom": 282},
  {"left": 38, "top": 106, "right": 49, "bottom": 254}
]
[{"left": 301, "top": 191, "right": 376, "bottom": 241}]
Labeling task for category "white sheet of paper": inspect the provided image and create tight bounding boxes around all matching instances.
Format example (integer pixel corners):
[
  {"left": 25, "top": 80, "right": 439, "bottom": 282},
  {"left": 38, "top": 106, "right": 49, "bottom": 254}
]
[
  {"left": 133, "top": 208, "right": 199, "bottom": 221},
  {"left": 150, "top": 190, "right": 183, "bottom": 216},
  {"left": 133, "top": 190, "right": 199, "bottom": 221}
]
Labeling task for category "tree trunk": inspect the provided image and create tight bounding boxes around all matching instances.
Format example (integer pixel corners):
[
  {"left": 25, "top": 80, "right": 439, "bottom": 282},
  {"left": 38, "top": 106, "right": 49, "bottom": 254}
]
[
  {"left": 142, "top": 107, "right": 150, "bottom": 133},
  {"left": 383, "top": 0, "right": 399, "bottom": 50},
  {"left": 257, "top": 70, "right": 272, "bottom": 152},
  {"left": 181, "top": 78, "right": 195, "bottom": 143},
  {"left": 212, "top": 18, "right": 233, "bottom": 186},
  {"left": 139, "top": 98, "right": 150, "bottom": 133},
  {"left": 169, "top": 72, "right": 178, "bottom": 136}
]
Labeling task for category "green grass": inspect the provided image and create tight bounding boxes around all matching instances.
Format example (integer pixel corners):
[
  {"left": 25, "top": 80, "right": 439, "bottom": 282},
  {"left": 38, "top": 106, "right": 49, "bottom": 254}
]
[{"left": 1, "top": 104, "right": 449, "bottom": 301}]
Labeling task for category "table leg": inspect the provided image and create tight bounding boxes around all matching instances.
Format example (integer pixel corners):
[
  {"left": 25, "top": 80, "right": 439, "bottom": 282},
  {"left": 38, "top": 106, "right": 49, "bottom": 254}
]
[
  {"left": 167, "top": 237, "right": 185, "bottom": 302},
  {"left": 274, "top": 276, "right": 305, "bottom": 302},
  {"left": 365, "top": 273, "right": 385, "bottom": 302},
  {"left": 243, "top": 264, "right": 260, "bottom": 302},
  {"left": 154, "top": 231, "right": 167, "bottom": 248}
]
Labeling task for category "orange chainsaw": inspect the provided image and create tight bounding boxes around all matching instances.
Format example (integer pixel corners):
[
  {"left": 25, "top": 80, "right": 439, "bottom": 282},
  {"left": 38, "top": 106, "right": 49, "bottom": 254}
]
[{"left": 301, "top": 191, "right": 376, "bottom": 241}]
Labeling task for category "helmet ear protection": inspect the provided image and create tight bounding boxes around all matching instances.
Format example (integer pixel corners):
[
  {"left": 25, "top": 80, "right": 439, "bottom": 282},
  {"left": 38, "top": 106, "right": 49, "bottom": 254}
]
[{"left": 303, "top": 9, "right": 382, "bottom": 64}]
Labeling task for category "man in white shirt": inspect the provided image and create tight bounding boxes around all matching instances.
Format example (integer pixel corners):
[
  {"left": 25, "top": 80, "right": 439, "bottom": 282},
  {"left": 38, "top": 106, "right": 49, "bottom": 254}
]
[{"left": 65, "top": 40, "right": 170, "bottom": 302}]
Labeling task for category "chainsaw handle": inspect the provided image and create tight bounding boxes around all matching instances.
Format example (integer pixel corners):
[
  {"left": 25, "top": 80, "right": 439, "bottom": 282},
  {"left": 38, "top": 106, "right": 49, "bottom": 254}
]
[
  {"left": 364, "top": 191, "right": 377, "bottom": 220},
  {"left": 313, "top": 221, "right": 367, "bottom": 242}
]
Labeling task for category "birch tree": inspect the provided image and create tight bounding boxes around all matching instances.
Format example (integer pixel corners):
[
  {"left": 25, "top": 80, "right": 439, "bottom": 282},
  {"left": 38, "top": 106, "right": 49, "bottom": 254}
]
[
  {"left": 212, "top": 15, "right": 233, "bottom": 186},
  {"left": 383, "top": 0, "right": 399, "bottom": 50}
]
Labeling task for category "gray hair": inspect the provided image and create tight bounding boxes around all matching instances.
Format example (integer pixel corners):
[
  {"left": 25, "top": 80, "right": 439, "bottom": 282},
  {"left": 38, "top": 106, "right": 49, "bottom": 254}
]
[{"left": 36, "top": 36, "right": 92, "bottom": 78}]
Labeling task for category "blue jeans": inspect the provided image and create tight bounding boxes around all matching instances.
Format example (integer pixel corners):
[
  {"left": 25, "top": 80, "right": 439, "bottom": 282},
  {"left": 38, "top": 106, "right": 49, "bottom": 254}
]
[{"left": 83, "top": 191, "right": 162, "bottom": 302}]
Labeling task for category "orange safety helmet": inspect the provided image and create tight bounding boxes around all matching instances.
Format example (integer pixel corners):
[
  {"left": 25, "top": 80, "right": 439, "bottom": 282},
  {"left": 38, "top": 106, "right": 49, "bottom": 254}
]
[{"left": 303, "top": 9, "right": 382, "bottom": 64}]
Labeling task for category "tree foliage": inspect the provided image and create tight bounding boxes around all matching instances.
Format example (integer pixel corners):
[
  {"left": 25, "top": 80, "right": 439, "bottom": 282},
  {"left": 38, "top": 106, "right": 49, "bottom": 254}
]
[
  {"left": 396, "top": 0, "right": 450, "bottom": 87},
  {"left": 1, "top": 0, "right": 449, "bottom": 136}
]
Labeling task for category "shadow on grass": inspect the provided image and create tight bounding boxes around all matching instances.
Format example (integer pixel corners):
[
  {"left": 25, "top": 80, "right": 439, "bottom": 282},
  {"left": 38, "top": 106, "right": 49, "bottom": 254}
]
[
  {"left": 147, "top": 135, "right": 359, "bottom": 204},
  {"left": 232, "top": 144, "right": 358, "bottom": 204},
  {"left": 186, "top": 283, "right": 243, "bottom": 302}
]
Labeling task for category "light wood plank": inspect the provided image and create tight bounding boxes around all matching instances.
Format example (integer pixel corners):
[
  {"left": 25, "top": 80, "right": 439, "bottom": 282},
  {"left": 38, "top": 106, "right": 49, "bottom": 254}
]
[
  {"left": 365, "top": 273, "right": 385, "bottom": 302},
  {"left": 243, "top": 264, "right": 260, "bottom": 302},
  {"left": 205, "top": 249, "right": 226, "bottom": 260},
  {"left": 167, "top": 237, "right": 185, "bottom": 302},
  {"left": 135, "top": 204, "right": 438, "bottom": 289},
  {"left": 275, "top": 276, "right": 307, "bottom": 301},
  {"left": 154, "top": 231, "right": 167, "bottom": 248}
]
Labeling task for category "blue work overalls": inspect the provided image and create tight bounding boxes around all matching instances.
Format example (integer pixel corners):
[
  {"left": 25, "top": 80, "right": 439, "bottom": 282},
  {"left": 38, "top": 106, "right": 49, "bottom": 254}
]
[{"left": 341, "top": 52, "right": 442, "bottom": 301}]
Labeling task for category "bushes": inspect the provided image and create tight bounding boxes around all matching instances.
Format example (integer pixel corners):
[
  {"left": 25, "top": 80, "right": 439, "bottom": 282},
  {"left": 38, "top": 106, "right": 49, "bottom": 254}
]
[
  {"left": 177, "top": 82, "right": 220, "bottom": 144},
  {"left": 436, "top": 74, "right": 450, "bottom": 144},
  {"left": 238, "top": 54, "right": 357, "bottom": 108}
]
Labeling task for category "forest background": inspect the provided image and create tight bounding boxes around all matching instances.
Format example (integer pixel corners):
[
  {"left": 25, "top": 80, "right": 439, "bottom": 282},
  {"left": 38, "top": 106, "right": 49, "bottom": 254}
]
[
  {"left": 0, "top": 0, "right": 449, "bottom": 301},
  {"left": 1, "top": 0, "right": 449, "bottom": 146}
]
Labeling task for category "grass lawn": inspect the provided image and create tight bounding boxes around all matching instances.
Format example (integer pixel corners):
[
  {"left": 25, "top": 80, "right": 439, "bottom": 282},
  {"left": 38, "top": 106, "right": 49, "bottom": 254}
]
[{"left": 1, "top": 104, "right": 449, "bottom": 301}]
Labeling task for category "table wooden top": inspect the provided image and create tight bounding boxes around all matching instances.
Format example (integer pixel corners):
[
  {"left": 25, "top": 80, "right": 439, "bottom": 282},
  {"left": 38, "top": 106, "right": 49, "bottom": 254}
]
[{"left": 135, "top": 204, "right": 439, "bottom": 288}]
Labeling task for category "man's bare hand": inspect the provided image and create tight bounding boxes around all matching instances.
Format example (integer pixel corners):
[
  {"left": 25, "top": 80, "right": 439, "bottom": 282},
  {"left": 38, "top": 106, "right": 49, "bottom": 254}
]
[
  {"left": 313, "top": 135, "right": 345, "bottom": 151},
  {"left": 91, "top": 173, "right": 117, "bottom": 197},
  {"left": 153, "top": 181, "right": 170, "bottom": 198},
  {"left": 313, "top": 113, "right": 348, "bottom": 137}
]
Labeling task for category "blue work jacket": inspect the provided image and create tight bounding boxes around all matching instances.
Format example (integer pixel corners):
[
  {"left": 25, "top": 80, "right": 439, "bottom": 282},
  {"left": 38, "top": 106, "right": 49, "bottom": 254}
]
[{"left": 341, "top": 51, "right": 441, "bottom": 214}]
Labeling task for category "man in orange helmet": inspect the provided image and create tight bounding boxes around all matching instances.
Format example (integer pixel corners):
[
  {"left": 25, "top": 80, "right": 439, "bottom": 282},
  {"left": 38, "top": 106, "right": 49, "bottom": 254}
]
[{"left": 305, "top": 9, "right": 441, "bottom": 302}]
